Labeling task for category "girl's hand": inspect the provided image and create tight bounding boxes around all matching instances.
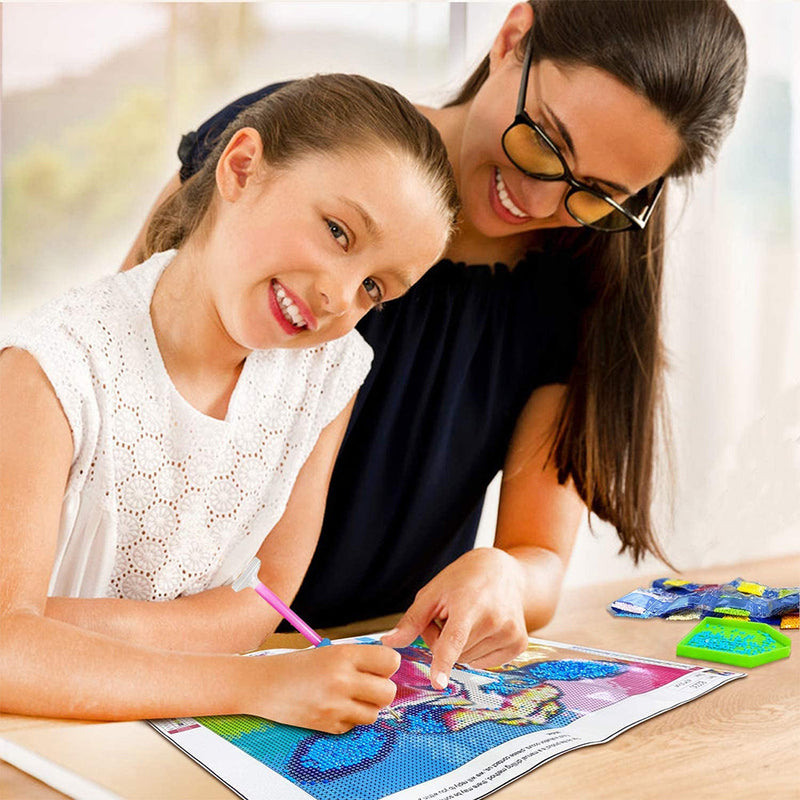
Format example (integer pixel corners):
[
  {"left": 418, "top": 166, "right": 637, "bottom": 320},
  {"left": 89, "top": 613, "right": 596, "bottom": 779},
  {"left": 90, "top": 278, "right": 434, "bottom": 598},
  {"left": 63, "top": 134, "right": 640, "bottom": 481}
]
[
  {"left": 381, "top": 548, "right": 529, "bottom": 690},
  {"left": 250, "top": 644, "right": 400, "bottom": 734}
]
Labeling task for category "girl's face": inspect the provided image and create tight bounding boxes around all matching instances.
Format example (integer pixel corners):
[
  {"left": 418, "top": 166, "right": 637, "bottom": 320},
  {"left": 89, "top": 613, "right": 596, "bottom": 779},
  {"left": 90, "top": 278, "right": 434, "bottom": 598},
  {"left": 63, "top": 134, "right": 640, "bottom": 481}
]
[
  {"left": 456, "top": 11, "right": 682, "bottom": 239},
  {"left": 204, "top": 136, "right": 449, "bottom": 353}
]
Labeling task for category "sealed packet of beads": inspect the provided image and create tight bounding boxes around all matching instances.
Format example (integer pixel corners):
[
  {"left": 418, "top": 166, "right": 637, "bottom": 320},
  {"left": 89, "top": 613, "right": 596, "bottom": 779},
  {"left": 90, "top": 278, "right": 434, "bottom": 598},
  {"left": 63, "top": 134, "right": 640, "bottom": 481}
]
[
  {"left": 151, "top": 635, "right": 742, "bottom": 800},
  {"left": 609, "top": 577, "right": 799, "bottom": 627}
]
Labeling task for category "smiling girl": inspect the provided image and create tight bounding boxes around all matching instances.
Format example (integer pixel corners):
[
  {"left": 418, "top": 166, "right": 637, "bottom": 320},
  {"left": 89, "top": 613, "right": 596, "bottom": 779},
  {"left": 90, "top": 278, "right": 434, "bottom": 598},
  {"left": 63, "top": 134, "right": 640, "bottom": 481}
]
[{"left": 0, "top": 74, "right": 458, "bottom": 733}]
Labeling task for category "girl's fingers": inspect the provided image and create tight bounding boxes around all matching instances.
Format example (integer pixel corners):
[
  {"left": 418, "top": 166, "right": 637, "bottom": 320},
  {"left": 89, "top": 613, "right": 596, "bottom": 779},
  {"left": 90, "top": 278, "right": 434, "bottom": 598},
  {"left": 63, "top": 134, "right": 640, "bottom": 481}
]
[
  {"left": 343, "top": 699, "right": 395, "bottom": 730},
  {"left": 351, "top": 671, "right": 398, "bottom": 709},
  {"left": 350, "top": 643, "right": 401, "bottom": 677}
]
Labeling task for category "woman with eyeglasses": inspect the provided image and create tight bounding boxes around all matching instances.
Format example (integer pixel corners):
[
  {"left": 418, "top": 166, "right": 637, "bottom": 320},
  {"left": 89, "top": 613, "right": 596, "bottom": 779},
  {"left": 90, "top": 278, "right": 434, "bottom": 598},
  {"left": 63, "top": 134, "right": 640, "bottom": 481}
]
[{"left": 118, "top": 1, "right": 747, "bottom": 690}]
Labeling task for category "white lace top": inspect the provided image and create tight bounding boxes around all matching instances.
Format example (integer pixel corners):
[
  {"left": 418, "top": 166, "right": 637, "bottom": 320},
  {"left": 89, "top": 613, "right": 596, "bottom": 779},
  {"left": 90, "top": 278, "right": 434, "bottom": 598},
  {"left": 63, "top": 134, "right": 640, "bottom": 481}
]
[{"left": 1, "top": 251, "right": 373, "bottom": 600}]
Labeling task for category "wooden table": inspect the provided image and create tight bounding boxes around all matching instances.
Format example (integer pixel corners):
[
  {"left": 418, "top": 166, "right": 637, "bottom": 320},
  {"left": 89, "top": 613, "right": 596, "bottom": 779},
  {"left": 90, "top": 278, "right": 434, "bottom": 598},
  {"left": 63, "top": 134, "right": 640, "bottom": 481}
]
[{"left": 2, "top": 556, "right": 797, "bottom": 799}]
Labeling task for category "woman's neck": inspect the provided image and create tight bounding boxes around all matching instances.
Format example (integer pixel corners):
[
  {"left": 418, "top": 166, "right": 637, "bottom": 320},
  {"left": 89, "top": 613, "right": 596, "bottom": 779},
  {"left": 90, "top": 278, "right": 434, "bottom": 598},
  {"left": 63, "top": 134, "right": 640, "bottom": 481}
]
[
  {"left": 420, "top": 102, "right": 534, "bottom": 268},
  {"left": 150, "top": 244, "right": 248, "bottom": 419}
]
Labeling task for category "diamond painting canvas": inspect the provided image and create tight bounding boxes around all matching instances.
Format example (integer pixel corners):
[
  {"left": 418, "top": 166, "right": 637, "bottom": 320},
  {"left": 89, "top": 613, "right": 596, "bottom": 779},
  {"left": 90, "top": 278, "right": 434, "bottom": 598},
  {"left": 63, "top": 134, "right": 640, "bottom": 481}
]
[{"left": 150, "top": 636, "right": 742, "bottom": 800}]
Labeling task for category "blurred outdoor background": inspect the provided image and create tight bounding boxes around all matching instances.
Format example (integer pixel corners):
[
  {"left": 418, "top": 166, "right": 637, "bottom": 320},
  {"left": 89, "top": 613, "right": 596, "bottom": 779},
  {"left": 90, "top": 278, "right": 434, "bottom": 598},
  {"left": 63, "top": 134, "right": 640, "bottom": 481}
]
[{"left": 2, "top": 2, "right": 798, "bottom": 589}]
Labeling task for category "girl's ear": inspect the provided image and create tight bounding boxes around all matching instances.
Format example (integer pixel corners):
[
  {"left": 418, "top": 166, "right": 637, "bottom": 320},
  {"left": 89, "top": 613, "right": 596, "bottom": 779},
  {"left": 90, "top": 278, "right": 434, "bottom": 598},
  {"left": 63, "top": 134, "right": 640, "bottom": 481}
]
[
  {"left": 489, "top": 2, "right": 533, "bottom": 73},
  {"left": 216, "top": 127, "right": 264, "bottom": 202}
]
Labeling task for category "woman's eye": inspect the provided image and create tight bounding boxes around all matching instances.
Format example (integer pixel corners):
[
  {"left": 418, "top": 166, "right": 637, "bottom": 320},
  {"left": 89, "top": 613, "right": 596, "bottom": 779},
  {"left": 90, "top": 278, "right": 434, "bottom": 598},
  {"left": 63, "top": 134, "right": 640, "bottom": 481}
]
[
  {"left": 327, "top": 219, "right": 349, "bottom": 249},
  {"left": 362, "top": 277, "right": 384, "bottom": 307}
]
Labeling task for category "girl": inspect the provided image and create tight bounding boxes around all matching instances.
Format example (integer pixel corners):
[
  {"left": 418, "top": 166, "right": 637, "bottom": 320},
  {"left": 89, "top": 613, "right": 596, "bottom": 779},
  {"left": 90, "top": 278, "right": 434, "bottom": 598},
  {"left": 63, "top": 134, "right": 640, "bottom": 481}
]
[
  {"left": 128, "top": 1, "right": 747, "bottom": 691},
  {"left": 0, "top": 74, "right": 459, "bottom": 733}
]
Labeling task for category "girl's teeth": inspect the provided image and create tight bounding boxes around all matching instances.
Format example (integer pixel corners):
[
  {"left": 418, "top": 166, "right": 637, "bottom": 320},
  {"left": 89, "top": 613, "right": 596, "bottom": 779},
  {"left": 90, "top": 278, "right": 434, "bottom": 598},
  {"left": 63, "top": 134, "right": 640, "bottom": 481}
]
[
  {"left": 273, "top": 282, "right": 306, "bottom": 328},
  {"left": 495, "top": 169, "right": 527, "bottom": 218}
]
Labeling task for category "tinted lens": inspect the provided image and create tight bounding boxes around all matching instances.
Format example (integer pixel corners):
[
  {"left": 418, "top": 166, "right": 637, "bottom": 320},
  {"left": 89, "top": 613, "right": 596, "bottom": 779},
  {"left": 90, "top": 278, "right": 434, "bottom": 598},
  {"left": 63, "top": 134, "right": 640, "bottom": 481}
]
[
  {"left": 567, "top": 190, "right": 630, "bottom": 231},
  {"left": 503, "top": 121, "right": 564, "bottom": 178}
]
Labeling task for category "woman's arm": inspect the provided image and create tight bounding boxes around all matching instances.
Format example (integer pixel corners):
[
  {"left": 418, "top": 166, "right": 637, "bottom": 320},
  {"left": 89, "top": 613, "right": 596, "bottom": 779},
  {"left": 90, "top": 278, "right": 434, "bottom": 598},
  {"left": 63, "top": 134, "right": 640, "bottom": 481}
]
[
  {"left": 0, "top": 351, "right": 396, "bottom": 730},
  {"left": 383, "top": 384, "right": 585, "bottom": 688},
  {"left": 120, "top": 172, "right": 182, "bottom": 271},
  {"left": 45, "top": 394, "right": 357, "bottom": 654}
]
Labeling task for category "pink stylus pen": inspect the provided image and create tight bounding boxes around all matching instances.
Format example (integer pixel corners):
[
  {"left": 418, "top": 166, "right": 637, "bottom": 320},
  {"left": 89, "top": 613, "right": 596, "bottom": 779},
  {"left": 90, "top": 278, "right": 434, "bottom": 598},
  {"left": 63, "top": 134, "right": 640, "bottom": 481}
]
[
  {"left": 232, "top": 556, "right": 402, "bottom": 721},
  {"left": 232, "top": 556, "right": 330, "bottom": 647}
]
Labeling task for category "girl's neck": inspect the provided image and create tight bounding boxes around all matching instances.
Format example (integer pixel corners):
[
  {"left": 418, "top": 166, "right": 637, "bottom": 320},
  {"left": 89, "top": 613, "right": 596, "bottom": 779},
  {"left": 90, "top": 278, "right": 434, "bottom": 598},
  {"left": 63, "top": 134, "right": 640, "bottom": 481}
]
[
  {"left": 150, "top": 244, "right": 248, "bottom": 419},
  {"left": 420, "top": 102, "right": 534, "bottom": 268}
]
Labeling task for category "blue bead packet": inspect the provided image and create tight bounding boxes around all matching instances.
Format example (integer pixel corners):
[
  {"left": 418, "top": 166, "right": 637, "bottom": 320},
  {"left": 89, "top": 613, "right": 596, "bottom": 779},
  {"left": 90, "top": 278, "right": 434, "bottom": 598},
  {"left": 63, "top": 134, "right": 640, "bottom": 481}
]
[{"left": 608, "top": 577, "right": 799, "bottom": 627}]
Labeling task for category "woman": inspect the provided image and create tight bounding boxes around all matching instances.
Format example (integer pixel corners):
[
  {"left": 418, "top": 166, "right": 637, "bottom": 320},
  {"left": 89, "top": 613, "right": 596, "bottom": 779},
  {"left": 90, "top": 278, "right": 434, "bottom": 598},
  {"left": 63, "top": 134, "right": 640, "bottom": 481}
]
[{"left": 117, "top": 0, "right": 746, "bottom": 690}]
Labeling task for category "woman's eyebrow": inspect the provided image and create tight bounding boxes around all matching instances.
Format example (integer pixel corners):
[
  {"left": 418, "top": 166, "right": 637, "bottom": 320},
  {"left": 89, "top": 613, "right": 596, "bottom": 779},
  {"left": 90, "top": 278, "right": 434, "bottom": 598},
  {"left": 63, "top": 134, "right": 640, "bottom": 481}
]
[{"left": 541, "top": 101, "right": 633, "bottom": 195}]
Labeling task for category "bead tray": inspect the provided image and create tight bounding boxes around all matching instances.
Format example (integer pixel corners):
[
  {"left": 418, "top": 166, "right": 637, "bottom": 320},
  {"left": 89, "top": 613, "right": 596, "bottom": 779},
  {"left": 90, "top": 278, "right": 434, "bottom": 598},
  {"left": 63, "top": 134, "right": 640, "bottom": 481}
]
[{"left": 676, "top": 617, "right": 791, "bottom": 667}]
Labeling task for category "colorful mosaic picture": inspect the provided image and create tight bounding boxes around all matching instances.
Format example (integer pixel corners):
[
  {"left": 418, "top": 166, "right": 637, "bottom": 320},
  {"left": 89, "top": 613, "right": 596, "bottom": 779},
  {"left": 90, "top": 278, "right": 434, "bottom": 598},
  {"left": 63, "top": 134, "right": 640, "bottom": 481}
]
[{"left": 152, "top": 636, "right": 742, "bottom": 800}]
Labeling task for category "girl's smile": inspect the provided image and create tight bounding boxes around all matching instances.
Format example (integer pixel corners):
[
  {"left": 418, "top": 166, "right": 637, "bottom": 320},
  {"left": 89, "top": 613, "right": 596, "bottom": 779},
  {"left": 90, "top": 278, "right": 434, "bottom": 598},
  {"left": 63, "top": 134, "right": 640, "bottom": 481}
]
[{"left": 269, "top": 279, "right": 318, "bottom": 335}]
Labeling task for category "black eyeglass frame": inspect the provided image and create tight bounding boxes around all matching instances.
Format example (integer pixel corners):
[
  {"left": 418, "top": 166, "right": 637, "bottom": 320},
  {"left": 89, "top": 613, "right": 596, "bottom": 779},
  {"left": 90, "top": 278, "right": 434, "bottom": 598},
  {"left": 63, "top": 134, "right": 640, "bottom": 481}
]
[{"left": 501, "top": 31, "right": 664, "bottom": 233}]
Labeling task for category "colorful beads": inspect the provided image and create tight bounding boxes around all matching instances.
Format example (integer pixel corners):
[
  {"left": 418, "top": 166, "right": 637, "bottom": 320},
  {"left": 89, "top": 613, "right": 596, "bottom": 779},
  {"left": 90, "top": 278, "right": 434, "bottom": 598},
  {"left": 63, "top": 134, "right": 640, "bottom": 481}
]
[
  {"left": 686, "top": 624, "right": 778, "bottom": 655},
  {"left": 676, "top": 617, "right": 791, "bottom": 668},
  {"left": 737, "top": 582, "right": 766, "bottom": 596}
]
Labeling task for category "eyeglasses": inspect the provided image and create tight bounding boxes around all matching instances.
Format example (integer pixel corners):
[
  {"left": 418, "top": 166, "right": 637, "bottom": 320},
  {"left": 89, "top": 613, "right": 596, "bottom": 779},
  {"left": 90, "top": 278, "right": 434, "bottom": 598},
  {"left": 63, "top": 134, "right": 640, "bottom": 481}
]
[{"left": 501, "top": 31, "right": 664, "bottom": 233}]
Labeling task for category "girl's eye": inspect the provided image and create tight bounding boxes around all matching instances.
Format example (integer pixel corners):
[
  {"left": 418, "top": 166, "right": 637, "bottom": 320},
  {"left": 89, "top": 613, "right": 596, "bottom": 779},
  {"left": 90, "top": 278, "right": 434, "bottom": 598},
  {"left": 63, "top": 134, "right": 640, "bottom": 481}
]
[
  {"left": 362, "top": 277, "right": 384, "bottom": 308},
  {"left": 327, "top": 219, "right": 349, "bottom": 249}
]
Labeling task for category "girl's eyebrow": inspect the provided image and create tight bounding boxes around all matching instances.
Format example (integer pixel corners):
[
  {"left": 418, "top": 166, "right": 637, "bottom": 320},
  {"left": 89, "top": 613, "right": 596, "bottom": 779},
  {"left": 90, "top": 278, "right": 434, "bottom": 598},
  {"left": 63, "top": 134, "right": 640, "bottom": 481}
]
[
  {"left": 338, "top": 196, "right": 382, "bottom": 239},
  {"left": 540, "top": 100, "right": 633, "bottom": 196}
]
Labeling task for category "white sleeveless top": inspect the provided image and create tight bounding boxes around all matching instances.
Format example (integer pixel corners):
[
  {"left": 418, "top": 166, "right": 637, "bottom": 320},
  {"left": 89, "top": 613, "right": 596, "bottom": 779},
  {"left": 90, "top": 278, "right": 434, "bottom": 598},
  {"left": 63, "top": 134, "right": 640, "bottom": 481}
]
[{"left": 1, "top": 251, "right": 373, "bottom": 600}]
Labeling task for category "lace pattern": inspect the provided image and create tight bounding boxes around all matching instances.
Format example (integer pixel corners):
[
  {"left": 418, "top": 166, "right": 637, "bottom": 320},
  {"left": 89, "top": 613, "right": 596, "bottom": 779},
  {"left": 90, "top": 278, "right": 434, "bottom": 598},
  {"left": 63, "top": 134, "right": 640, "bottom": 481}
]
[{"left": 1, "top": 251, "right": 372, "bottom": 600}]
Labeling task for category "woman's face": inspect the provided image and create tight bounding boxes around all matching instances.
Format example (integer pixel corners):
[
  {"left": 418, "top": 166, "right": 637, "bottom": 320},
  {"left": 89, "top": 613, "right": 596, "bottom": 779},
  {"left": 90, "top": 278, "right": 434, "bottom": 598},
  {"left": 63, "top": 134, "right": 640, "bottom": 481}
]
[
  {"left": 204, "top": 139, "right": 450, "bottom": 354},
  {"left": 457, "top": 40, "right": 682, "bottom": 239}
]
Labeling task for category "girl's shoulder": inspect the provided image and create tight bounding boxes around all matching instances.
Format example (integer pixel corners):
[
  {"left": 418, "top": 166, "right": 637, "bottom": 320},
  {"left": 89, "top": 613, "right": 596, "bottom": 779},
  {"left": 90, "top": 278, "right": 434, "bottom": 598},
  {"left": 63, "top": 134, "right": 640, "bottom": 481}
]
[{"left": 2, "top": 251, "right": 173, "bottom": 350}]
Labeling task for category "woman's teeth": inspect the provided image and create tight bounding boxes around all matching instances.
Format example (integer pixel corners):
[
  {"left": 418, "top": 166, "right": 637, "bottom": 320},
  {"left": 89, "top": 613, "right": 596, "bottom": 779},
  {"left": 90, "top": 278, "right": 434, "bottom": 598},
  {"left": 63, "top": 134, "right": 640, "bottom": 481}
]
[
  {"left": 273, "top": 282, "right": 307, "bottom": 328},
  {"left": 495, "top": 168, "right": 528, "bottom": 218}
]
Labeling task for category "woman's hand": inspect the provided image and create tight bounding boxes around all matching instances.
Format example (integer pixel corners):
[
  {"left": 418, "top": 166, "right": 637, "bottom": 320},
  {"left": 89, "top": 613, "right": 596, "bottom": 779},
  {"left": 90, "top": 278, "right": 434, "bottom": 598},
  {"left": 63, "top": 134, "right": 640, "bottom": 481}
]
[
  {"left": 250, "top": 644, "right": 401, "bottom": 734},
  {"left": 381, "top": 548, "right": 529, "bottom": 690},
  {"left": 385, "top": 385, "right": 584, "bottom": 691}
]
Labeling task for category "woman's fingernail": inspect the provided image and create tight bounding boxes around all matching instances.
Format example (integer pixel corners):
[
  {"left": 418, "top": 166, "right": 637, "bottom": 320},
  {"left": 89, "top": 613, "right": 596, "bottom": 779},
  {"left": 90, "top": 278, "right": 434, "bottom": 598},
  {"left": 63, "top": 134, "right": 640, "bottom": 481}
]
[
  {"left": 433, "top": 671, "right": 448, "bottom": 689},
  {"left": 380, "top": 628, "right": 399, "bottom": 639}
]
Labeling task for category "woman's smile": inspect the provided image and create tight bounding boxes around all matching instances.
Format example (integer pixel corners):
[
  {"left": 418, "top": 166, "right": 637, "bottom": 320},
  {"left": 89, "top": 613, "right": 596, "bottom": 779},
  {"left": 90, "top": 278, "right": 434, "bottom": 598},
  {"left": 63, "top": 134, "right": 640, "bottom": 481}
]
[{"left": 490, "top": 167, "right": 531, "bottom": 223}]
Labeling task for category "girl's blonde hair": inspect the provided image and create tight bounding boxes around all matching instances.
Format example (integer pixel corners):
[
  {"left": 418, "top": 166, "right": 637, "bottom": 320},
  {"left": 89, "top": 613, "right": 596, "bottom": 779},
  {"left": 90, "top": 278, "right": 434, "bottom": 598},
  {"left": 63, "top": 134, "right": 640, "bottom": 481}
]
[{"left": 145, "top": 73, "right": 459, "bottom": 258}]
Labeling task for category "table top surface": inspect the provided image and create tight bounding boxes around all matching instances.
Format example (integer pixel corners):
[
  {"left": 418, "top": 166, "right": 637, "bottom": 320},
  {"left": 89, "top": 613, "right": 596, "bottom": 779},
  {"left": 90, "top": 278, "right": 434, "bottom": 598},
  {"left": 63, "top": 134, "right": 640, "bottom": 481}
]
[{"left": 2, "top": 555, "right": 798, "bottom": 800}]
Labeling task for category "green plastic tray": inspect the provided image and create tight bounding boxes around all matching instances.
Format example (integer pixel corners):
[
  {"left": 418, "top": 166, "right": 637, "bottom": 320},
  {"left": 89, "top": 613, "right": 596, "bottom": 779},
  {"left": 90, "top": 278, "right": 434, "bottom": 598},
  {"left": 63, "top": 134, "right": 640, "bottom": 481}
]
[{"left": 676, "top": 617, "right": 791, "bottom": 667}]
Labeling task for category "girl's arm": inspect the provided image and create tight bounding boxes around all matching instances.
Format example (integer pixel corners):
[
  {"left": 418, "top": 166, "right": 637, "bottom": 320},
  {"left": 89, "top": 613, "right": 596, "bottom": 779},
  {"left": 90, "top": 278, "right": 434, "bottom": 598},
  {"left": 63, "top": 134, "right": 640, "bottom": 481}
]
[
  {"left": 45, "top": 392, "right": 357, "bottom": 655},
  {"left": 383, "top": 384, "right": 585, "bottom": 688},
  {"left": 120, "top": 172, "right": 182, "bottom": 271},
  {"left": 1, "top": 349, "right": 396, "bottom": 730}
]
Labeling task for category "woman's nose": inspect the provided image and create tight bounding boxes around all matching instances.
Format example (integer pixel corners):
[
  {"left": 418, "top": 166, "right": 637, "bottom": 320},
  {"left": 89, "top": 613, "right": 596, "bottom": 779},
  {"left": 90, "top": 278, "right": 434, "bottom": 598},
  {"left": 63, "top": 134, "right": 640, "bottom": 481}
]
[{"left": 522, "top": 179, "right": 569, "bottom": 220}]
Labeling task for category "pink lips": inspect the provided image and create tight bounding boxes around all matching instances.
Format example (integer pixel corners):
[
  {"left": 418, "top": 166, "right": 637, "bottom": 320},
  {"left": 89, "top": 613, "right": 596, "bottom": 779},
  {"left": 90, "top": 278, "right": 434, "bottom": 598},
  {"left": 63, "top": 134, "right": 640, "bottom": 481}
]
[{"left": 269, "top": 280, "right": 318, "bottom": 336}]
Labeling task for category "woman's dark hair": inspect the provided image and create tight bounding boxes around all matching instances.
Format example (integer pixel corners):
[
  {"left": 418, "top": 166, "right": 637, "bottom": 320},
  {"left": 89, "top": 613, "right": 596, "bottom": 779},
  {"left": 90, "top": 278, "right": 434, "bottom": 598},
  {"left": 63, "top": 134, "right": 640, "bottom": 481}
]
[
  {"left": 449, "top": 1, "right": 747, "bottom": 563},
  {"left": 145, "top": 73, "right": 459, "bottom": 257}
]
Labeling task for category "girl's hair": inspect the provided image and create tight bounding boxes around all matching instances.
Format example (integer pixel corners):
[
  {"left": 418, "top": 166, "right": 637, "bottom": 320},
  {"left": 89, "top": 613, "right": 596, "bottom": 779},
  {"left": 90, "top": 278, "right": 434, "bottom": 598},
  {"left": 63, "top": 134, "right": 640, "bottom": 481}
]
[
  {"left": 449, "top": 0, "right": 747, "bottom": 564},
  {"left": 145, "top": 73, "right": 460, "bottom": 257}
]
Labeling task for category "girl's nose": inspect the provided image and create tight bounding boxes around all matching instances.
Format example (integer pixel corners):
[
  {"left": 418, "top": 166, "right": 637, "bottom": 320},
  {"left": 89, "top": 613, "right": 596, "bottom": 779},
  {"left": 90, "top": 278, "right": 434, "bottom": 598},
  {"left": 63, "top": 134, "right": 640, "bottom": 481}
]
[{"left": 318, "top": 282, "right": 351, "bottom": 318}]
